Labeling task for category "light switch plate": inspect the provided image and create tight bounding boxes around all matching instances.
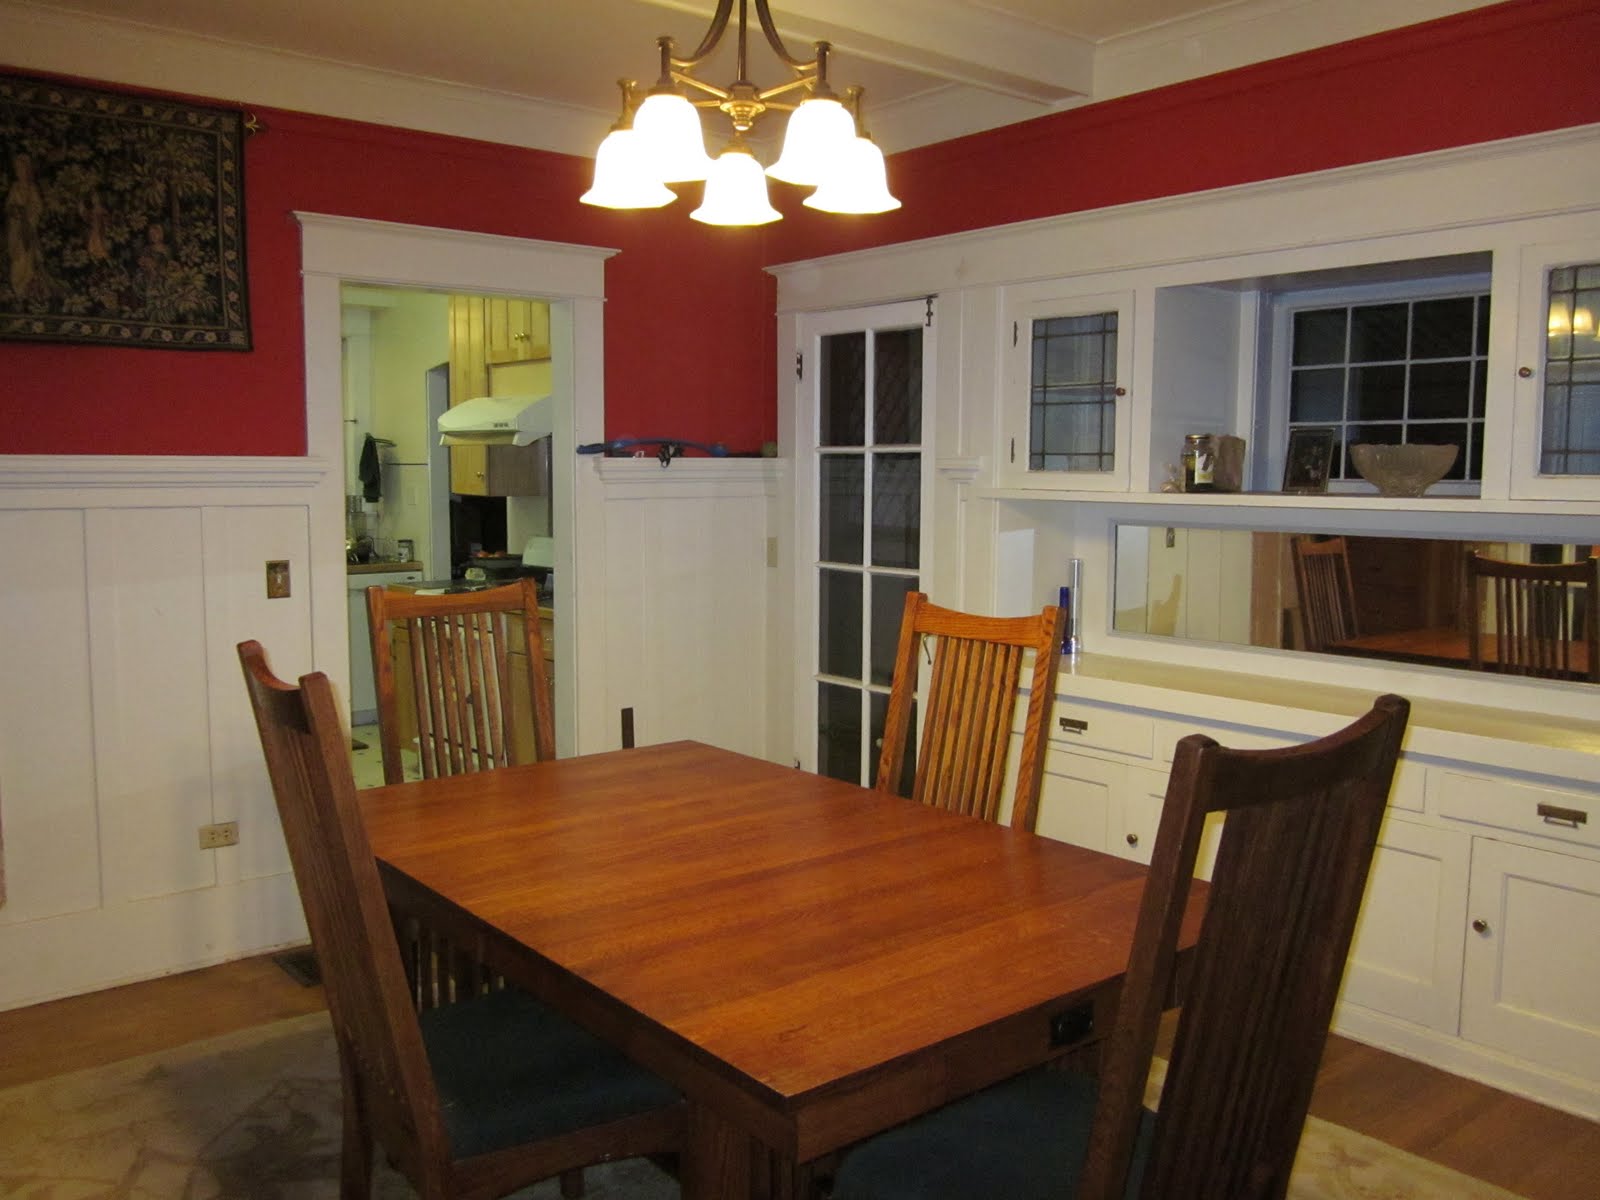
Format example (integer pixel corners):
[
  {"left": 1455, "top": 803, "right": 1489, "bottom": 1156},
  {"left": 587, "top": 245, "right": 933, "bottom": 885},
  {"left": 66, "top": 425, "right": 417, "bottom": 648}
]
[{"left": 266, "top": 560, "right": 291, "bottom": 598}]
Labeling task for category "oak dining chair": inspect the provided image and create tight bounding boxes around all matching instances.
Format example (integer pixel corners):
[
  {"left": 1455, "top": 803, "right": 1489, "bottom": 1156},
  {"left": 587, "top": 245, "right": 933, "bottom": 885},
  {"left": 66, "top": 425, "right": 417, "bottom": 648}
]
[
  {"left": 1466, "top": 552, "right": 1599, "bottom": 682},
  {"left": 876, "top": 592, "right": 1066, "bottom": 832},
  {"left": 1291, "top": 535, "right": 1359, "bottom": 653},
  {"left": 366, "top": 577, "right": 554, "bottom": 786},
  {"left": 831, "top": 693, "right": 1410, "bottom": 1200},
  {"left": 238, "top": 641, "right": 683, "bottom": 1200}
]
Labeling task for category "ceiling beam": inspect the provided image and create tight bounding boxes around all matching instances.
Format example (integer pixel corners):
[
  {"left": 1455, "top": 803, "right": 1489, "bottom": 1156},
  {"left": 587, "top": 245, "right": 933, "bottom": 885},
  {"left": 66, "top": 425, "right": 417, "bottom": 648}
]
[{"left": 638, "top": 0, "right": 1094, "bottom": 104}]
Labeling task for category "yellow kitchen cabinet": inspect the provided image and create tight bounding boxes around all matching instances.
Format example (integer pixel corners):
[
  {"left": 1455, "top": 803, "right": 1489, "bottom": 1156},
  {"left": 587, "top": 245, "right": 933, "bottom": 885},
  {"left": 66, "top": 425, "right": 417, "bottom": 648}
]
[
  {"left": 447, "top": 293, "right": 551, "bottom": 496},
  {"left": 486, "top": 296, "right": 550, "bottom": 364}
]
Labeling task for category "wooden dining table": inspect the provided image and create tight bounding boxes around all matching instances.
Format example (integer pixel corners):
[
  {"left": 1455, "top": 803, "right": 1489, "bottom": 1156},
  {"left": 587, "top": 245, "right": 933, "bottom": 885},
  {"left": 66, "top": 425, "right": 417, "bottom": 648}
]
[{"left": 359, "top": 740, "right": 1201, "bottom": 1200}]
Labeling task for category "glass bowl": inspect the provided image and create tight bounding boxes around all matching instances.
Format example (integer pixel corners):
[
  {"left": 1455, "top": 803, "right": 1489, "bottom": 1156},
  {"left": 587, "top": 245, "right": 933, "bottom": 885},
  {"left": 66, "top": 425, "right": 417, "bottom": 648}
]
[{"left": 1348, "top": 443, "right": 1459, "bottom": 497}]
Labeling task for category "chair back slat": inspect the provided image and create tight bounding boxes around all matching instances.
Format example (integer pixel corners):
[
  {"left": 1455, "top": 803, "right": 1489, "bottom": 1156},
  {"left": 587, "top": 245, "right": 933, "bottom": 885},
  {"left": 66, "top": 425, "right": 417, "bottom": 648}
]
[
  {"left": 1468, "top": 553, "right": 1598, "bottom": 682},
  {"left": 1077, "top": 694, "right": 1409, "bottom": 1200},
  {"left": 236, "top": 641, "right": 451, "bottom": 1186},
  {"left": 368, "top": 579, "right": 554, "bottom": 785},
  {"left": 1291, "top": 536, "right": 1358, "bottom": 651},
  {"left": 878, "top": 593, "right": 1065, "bottom": 830}
]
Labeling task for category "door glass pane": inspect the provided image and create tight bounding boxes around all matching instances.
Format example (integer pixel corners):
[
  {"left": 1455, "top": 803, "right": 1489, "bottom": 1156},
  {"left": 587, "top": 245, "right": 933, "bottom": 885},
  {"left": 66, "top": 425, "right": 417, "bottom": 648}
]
[
  {"left": 819, "top": 454, "right": 864, "bottom": 564},
  {"left": 869, "top": 691, "right": 915, "bottom": 799},
  {"left": 874, "top": 327, "right": 922, "bottom": 446},
  {"left": 1541, "top": 262, "right": 1600, "bottom": 475},
  {"left": 870, "top": 574, "right": 919, "bottom": 687},
  {"left": 820, "top": 332, "right": 866, "bottom": 446},
  {"left": 809, "top": 308, "right": 925, "bottom": 787},
  {"left": 871, "top": 452, "right": 920, "bottom": 568},
  {"left": 817, "top": 682, "right": 861, "bottom": 783},
  {"left": 818, "top": 569, "right": 862, "bottom": 679}
]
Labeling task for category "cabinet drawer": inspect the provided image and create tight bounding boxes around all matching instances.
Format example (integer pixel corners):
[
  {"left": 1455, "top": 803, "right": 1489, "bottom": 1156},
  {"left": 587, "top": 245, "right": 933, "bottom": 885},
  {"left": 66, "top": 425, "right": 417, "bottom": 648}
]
[
  {"left": 1436, "top": 770, "right": 1600, "bottom": 852},
  {"left": 1047, "top": 699, "right": 1153, "bottom": 760}
]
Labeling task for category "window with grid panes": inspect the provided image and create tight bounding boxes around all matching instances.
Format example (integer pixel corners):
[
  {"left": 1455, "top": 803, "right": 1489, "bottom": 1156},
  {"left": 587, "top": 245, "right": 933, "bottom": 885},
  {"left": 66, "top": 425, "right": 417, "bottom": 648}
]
[
  {"left": 1540, "top": 261, "right": 1600, "bottom": 475},
  {"left": 1286, "top": 292, "right": 1489, "bottom": 483}
]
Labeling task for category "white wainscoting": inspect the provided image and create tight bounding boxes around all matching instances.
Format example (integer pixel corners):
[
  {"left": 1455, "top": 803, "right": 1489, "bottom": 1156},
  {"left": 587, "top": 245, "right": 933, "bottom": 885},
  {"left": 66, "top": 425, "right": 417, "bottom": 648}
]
[
  {"left": 0, "top": 452, "right": 779, "bottom": 1009},
  {"left": 0, "top": 457, "right": 322, "bottom": 1010},
  {"left": 589, "top": 456, "right": 780, "bottom": 759}
]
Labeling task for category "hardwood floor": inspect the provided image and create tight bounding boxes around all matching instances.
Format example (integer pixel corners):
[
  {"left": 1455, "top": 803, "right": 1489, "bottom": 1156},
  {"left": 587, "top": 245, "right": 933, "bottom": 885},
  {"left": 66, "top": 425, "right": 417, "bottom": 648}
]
[{"left": 2, "top": 952, "right": 1596, "bottom": 1199}]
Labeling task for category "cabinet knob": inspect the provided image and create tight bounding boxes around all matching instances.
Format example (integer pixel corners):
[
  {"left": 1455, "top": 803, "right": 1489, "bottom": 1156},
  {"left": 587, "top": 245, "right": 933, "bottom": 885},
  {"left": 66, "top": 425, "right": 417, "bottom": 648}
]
[
  {"left": 1517, "top": 366, "right": 1534, "bottom": 378},
  {"left": 1471, "top": 918, "right": 1490, "bottom": 934},
  {"left": 1125, "top": 833, "right": 1139, "bottom": 847},
  {"left": 1114, "top": 386, "right": 1127, "bottom": 397}
]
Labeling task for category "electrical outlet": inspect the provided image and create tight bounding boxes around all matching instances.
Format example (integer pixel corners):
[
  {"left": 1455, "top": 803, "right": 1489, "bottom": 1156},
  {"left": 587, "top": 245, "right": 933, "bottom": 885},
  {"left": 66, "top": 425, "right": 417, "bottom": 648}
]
[{"left": 198, "top": 821, "right": 239, "bottom": 849}]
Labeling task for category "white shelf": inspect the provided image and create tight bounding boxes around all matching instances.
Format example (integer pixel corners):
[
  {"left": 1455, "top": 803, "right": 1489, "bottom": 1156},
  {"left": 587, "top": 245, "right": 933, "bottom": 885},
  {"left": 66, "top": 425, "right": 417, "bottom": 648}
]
[{"left": 976, "top": 487, "right": 1599, "bottom": 519}]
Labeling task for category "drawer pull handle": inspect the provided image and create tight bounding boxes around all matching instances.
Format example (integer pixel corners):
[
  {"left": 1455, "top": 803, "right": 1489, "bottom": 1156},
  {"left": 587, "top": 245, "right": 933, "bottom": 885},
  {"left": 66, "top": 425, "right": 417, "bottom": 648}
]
[
  {"left": 1059, "top": 717, "right": 1089, "bottom": 735},
  {"left": 1536, "top": 803, "right": 1587, "bottom": 828}
]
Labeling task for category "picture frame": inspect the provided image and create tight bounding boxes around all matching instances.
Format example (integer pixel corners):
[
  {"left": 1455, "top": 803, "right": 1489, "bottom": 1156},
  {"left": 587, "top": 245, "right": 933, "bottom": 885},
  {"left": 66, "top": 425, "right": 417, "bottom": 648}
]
[
  {"left": 0, "top": 72, "right": 251, "bottom": 349},
  {"left": 1282, "top": 427, "right": 1336, "bottom": 493}
]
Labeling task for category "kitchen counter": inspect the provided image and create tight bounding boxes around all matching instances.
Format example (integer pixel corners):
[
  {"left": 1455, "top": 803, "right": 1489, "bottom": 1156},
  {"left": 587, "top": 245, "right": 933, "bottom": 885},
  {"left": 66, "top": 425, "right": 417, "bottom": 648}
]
[{"left": 348, "top": 560, "right": 423, "bottom": 574}]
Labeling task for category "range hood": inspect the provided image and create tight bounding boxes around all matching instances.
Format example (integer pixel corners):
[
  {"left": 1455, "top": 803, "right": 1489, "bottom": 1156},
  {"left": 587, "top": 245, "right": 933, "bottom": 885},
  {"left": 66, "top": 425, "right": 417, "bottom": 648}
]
[{"left": 437, "top": 394, "right": 552, "bottom": 447}]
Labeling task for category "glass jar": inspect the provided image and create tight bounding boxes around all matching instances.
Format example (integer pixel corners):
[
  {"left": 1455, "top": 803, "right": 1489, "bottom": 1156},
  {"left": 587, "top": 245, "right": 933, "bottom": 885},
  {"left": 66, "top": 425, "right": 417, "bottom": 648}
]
[{"left": 1182, "top": 433, "right": 1217, "bottom": 493}]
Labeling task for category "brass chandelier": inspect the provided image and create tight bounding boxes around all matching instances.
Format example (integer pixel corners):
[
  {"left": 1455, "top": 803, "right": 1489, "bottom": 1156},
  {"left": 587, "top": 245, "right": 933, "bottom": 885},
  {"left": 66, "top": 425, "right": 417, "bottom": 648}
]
[{"left": 580, "top": 0, "right": 900, "bottom": 225}]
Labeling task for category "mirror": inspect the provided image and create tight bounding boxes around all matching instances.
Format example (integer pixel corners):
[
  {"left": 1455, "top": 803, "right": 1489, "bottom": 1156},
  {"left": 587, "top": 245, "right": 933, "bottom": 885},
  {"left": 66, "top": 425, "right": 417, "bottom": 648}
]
[{"left": 1113, "top": 524, "right": 1597, "bottom": 682}]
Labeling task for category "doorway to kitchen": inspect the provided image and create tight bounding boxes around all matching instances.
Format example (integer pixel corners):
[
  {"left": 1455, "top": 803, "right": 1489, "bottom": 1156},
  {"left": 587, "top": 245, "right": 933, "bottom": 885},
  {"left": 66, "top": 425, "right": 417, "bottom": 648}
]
[
  {"left": 340, "top": 284, "right": 561, "bottom": 783},
  {"left": 298, "top": 213, "right": 615, "bottom": 768}
]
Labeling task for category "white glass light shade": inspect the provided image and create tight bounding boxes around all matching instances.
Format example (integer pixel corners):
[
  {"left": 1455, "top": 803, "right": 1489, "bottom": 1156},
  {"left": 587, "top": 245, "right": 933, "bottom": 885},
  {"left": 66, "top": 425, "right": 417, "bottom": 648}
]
[
  {"left": 691, "top": 146, "right": 781, "bottom": 226},
  {"left": 766, "top": 96, "right": 856, "bottom": 185},
  {"left": 579, "top": 128, "right": 676, "bottom": 209},
  {"left": 804, "top": 136, "right": 901, "bottom": 215},
  {"left": 632, "top": 92, "right": 713, "bottom": 183}
]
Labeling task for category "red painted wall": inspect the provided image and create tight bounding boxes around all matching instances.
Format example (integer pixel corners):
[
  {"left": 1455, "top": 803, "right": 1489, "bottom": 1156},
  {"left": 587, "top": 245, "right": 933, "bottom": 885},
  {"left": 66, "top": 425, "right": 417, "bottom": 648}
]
[
  {"left": 766, "top": 0, "right": 1600, "bottom": 262},
  {"left": 2, "top": 0, "right": 1596, "bottom": 457},
  {"left": 0, "top": 102, "right": 777, "bottom": 455}
]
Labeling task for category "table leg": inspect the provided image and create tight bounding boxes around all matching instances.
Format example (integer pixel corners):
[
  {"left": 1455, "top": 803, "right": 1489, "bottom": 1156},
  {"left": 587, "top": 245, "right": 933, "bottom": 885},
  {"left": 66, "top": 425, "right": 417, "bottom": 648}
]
[{"left": 681, "top": 1104, "right": 808, "bottom": 1200}]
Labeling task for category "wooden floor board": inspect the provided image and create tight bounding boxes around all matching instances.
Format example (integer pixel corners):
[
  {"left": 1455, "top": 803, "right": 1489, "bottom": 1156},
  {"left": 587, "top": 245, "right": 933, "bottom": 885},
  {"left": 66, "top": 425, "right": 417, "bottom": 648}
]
[{"left": 2, "top": 952, "right": 1597, "bottom": 1199}]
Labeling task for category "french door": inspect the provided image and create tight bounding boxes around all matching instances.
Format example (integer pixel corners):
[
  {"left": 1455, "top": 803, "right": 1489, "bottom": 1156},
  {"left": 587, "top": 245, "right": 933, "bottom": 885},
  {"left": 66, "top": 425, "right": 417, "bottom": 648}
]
[{"left": 797, "top": 300, "right": 933, "bottom": 787}]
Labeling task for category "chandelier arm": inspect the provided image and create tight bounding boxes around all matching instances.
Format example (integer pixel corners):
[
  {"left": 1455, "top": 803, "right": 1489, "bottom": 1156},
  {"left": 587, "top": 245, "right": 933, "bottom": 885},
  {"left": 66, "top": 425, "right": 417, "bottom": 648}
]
[
  {"left": 673, "top": 72, "right": 733, "bottom": 102},
  {"left": 753, "top": 75, "right": 814, "bottom": 104},
  {"left": 752, "top": 0, "right": 819, "bottom": 71},
  {"left": 674, "top": 0, "right": 736, "bottom": 68}
]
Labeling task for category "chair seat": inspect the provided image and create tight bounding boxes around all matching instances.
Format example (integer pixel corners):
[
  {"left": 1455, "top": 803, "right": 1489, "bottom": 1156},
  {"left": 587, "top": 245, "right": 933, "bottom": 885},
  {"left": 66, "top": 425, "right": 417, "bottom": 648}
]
[
  {"left": 422, "top": 987, "right": 682, "bottom": 1160},
  {"left": 829, "top": 1068, "right": 1151, "bottom": 1200}
]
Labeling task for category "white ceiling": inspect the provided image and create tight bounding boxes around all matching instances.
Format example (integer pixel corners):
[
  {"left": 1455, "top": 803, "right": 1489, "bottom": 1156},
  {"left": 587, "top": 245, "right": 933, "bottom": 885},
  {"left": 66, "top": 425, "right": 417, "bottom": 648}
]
[{"left": 7, "top": 0, "right": 1498, "bottom": 156}]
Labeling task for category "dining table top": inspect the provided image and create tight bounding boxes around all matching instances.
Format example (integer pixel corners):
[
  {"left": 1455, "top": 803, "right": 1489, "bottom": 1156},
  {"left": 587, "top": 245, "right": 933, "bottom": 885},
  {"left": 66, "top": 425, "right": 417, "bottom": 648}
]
[
  {"left": 1326, "top": 625, "right": 1592, "bottom": 678},
  {"left": 359, "top": 740, "right": 1199, "bottom": 1192}
]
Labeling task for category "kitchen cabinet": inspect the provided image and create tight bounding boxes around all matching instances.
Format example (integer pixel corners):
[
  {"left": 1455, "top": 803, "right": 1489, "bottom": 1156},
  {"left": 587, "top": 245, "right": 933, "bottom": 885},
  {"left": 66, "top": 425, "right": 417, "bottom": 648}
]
[
  {"left": 447, "top": 294, "right": 552, "bottom": 497},
  {"left": 486, "top": 296, "right": 550, "bottom": 364}
]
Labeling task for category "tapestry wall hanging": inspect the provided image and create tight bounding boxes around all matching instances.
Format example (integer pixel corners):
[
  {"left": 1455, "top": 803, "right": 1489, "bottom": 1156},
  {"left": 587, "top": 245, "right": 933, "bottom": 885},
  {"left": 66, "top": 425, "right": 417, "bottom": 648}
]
[{"left": 0, "top": 73, "right": 251, "bottom": 349}]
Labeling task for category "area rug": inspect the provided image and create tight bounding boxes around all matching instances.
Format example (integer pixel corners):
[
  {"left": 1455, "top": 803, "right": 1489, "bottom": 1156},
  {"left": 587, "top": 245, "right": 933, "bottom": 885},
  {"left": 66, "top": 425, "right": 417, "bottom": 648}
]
[{"left": 0, "top": 1012, "right": 1524, "bottom": 1199}]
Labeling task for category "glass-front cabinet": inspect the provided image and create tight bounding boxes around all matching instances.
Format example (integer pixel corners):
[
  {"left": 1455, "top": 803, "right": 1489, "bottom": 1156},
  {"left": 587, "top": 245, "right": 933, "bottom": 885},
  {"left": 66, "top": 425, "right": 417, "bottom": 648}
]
[
  {"left": 1511, "top": 239, "right": 1600, "bottom": 499},
  {"left": 997, "top": 285, "right": 1134, "bottom": 492}
]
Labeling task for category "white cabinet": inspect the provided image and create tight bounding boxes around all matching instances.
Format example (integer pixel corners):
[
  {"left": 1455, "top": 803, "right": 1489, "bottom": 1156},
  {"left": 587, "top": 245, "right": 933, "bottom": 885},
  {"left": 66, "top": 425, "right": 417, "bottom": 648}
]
[
  {"left": 997, "top": 285, "right": 1135, "bottom": 492},
  {"left": 1507, "top": 236, "right": 1600, "bottom": 501},
  {"left": 1461, "top": 838, "right": 1600, "bottom": 1083},
  {"left": 1342, "top": 815, "right": 1470, "bottom": 1033}
]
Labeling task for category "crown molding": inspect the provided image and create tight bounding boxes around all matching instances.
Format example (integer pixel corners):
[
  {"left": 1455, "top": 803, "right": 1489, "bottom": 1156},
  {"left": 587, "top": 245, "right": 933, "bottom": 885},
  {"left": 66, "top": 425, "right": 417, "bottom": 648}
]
[{"left": 0, "top": 0, "right": 611, "bottom": 157}]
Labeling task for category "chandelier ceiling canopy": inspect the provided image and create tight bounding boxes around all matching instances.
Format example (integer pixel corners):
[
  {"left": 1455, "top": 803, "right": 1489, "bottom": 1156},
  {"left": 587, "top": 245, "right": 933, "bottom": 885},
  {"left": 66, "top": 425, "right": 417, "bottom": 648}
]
[{"left": 581, "top": 0, "right": 901, "bottom": 226}]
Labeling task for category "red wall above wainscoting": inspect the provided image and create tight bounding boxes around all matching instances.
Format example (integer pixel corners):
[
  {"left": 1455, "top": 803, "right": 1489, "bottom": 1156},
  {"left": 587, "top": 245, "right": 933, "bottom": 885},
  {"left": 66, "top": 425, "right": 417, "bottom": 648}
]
[
  {"left": 766, "top": 0, "right": 1600, "bottom": 262},
  {"left": 0, "top": 104, "right": 776, "bottom": 456},
  {"left": 0, "top": 0, "right": 1595, "bottom": 457}
]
